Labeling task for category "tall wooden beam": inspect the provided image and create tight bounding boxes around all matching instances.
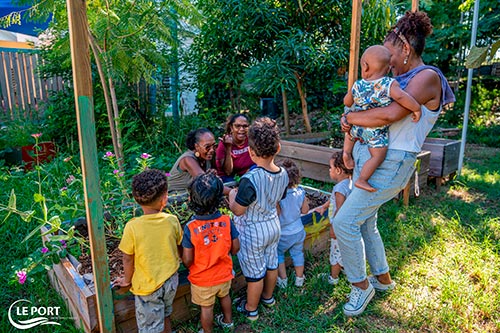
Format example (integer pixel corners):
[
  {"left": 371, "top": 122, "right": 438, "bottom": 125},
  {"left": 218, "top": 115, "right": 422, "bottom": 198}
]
[
  {"left": 348, "top": 0, "right": 362, "bottom": 91},
  {"left": 66, "top": 0, "right": 115, "bottom": 332},
  {"left": 412, "top": 0, "right": 419, "bottom": 12}
]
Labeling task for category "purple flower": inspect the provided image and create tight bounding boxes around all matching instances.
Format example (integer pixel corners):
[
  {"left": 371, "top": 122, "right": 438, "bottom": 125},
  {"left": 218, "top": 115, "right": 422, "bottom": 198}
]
[
  {"left": 41, "top": 247, "right": 49, "bottom": 254},
  {"left": 17, "top": 271, "right": 27, "bottom": 284},
  {"left": 60, "top": 240, "right": 67, "bottom": 249},
  {"left": 104, "top": 151, "right": 114, "bottom": 158},
  {"left": 31, "top": 133, "right": 42, "bottom": 138},
  {"left": 165, "top": 172, "right": 171, "bottom": 177},
  {"left": 141, "top": 153, "right": 151, "bottom": 159},
  {"left": 113, "top": 169, "right": 119, "bottom": 174},
  {"left": 66, "top": 175, "right": 76, "bottom": 184}
]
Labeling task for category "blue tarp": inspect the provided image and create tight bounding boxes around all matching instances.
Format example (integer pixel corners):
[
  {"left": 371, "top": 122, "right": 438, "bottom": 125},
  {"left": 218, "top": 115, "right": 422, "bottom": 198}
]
[{"left": 0, "top": 1, "right": 50, "bottom": 36}]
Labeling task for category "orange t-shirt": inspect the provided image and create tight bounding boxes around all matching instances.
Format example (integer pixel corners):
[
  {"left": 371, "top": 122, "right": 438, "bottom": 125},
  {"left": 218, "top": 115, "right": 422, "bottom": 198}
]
[{"left": 182, "top": 213, "right": 237, "bottom": 287}]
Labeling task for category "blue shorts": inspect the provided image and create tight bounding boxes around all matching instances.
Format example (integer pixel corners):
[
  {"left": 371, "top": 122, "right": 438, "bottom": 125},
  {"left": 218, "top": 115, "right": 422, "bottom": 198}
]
[{"left": 277, "top": 230, "right": 306, "bottom": 266}]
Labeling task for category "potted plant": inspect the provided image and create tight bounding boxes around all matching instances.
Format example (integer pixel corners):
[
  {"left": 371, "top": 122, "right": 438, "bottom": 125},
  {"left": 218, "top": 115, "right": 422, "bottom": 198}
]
[{"left": 0, "top": 119, "right": 56, "bottom": 169}]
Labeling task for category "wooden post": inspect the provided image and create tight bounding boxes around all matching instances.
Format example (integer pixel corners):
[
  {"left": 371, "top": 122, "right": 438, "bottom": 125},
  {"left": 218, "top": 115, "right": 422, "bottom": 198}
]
[
  {"left": 347, "top": 0, "right": 362, "bottom": 91},
  {"left": 412, "top": 0, "right": 419, "bottom": 12},
  {"left": 66, "top": 0, "right": 115, "bottom": 332}
]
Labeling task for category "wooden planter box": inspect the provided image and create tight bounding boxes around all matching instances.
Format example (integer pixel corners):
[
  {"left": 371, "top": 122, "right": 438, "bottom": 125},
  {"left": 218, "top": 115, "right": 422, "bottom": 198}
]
[
  {"left": 421, "top": 138, "right": 460, "bottom": 178},
  {"left": 277, "top": 140, "right": 341, "bottom": 183},
  {"left": 278, "top": 140, "right": 430, "bottom": 206},
  {"left": 42, "top": 186, "right": 331, "bottom": 332}
]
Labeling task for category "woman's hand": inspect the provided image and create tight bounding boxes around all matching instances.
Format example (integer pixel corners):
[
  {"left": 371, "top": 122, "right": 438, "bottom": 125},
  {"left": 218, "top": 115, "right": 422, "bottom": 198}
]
[
  {"left": 222, "top": 134, "right": 233, "bottom": 147},
  {"left": 340, "top": 114, "right": 352, "bottom": 133}
]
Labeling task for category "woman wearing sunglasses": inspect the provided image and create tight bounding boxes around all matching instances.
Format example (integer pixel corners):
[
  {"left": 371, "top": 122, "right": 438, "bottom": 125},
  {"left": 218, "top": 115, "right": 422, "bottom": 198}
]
[{"left": 168, "top": 128, "right": 217, "bottom": 196}]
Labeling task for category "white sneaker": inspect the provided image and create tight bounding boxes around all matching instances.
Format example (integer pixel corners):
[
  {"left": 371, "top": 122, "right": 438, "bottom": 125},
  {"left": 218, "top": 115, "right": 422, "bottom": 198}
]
[
  {"left": 277, "top": 276, "right": 288, "bottom": 289},
  {"left": 317, "top": 273, "right": 339, "bottom": 285},
  {"left": 368, "top": 275, "right": 396, "bottom": 291},
  {"left": 295, "top": 275, "right": 305, "bottom": 287},
  {"left": 343, "top": 283, "right": 375, "bottom": 316}
]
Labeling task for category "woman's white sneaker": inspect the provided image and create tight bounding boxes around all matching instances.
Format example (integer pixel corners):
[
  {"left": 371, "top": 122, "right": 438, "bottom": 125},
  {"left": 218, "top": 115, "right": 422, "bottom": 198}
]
[
  {"left": 368, "top": 275, "right": 396, "bottom": 291},
  {"left": 343, "top": 283, "right": 375, "bottom": 316}
]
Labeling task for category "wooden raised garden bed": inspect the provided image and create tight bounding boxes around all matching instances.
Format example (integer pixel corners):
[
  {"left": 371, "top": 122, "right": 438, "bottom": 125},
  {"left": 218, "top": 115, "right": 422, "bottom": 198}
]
[
  {"left": 422, "top": 138, "right": 460, "bottom": 190},
  {"left": 42, "top": 186, "right": 331, "bottom": 332},
  {"left": 277, "top": 140, "right": 430, "bottom": 206}
]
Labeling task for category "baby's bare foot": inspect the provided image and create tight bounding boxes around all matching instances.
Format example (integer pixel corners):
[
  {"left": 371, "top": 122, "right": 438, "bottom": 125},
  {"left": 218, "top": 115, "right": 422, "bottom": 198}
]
[{"left": 355, "top": 179, "right": 376, "bottom": 192}]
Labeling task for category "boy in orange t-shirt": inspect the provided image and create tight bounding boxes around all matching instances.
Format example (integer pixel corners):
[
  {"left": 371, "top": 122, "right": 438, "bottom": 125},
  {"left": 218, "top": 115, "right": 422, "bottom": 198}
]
[{"left": 182, "top": 173, "right": 240, "bottom": 333}]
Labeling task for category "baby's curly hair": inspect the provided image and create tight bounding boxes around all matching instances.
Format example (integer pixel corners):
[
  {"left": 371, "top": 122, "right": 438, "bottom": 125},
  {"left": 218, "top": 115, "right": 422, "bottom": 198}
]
[
  {"left": 277, "top": 158, "right": 301, "bottom": 188},
  {"left": 132, "top": 169, "right": 168, "bottom": 205},
  {"left": 248, "top": 117, "right": 280, "bottom": 157},
  {"left": 385, "top": 11, "right": 433, "bottom": 57},
  {"left": 331, "top": 151, "right": 353, "bottom": 176},
  {"left": 188, "top": 173, "right": 224, "bottom": 215}
]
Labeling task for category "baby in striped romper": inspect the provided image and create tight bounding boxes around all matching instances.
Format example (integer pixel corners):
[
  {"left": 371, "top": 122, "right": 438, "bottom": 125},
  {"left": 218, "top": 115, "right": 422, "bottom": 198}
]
[{"left": 228, "top": 117, "right": 289, "bottom": 321}]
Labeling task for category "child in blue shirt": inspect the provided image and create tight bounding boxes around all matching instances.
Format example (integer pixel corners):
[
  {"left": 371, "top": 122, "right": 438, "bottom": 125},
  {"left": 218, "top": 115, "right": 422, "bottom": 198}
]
[{"left": 276, "top": 158, "right": 309, "bottom": 288}]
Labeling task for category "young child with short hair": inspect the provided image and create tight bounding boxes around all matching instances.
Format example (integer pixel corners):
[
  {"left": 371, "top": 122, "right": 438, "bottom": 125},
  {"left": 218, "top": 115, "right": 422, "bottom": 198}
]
[
  {"left": 343, "top": 44, "right": 421, "bottom": 192},
  {"left": 115, "top": 169, "right": 183, "bottom": 333},
  {"left": 228, "top": 117, "right": 289, "bottom": 321},
  {"left": 276, "top": 158, "right": 309, "bottom": 288},
  {"left": 181, "top": 173, "right": 240, "bottom": 333},
  {"left": 316, "top": 152, "right": 353, "bottom": 285}
]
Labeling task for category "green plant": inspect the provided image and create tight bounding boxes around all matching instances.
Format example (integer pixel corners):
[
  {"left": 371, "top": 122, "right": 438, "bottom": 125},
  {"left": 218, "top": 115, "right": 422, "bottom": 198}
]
[
  {"left": 1, "top": 134, "right": 86, "bottom": 284},
  {"left": 0, "top": 119, "right": 45, "bottom": 149}
]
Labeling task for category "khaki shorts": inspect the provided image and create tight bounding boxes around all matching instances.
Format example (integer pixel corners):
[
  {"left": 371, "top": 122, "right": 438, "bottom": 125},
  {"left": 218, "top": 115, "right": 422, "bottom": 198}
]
[
  {"left": 190, "top": 280, "right": 231, "bottom": 307},
  {"left": 135, "top": 273, "right": 178, "bottom": 333}
]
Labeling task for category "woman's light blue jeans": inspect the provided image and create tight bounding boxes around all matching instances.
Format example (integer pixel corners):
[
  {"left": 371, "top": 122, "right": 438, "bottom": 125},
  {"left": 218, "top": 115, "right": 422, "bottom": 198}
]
[{"left": 333, "top": 142, "right": 416, "bottom": 283}]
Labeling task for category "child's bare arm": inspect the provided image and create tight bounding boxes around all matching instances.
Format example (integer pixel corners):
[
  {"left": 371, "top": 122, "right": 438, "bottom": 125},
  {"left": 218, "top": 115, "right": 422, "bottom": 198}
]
[
  {"left": 301, "top": 196, "right": 310, "bottom": 214},
  {"left": 314, "top": 200, "right": 329, "bottom": 215},
  {"left": 231, "top": 238, "right": 240, "bottom": 255},
  {"left": 333, "top": 192, "right": 346, "bottom": 217},
  {"left": 390, "top": 81, "right": 421, "bottom": 122},
  {"left": 343, "top": 90, "right": 354, "bottom": 107},
  {"left": 115, "top": 253, "right": 134, "bottom": 287},
  {"left": 228, "top": 188, "right": 247, "bottom": 216},
  {"left": 182, "top": 247, "right": 194, "bottom": 267}
]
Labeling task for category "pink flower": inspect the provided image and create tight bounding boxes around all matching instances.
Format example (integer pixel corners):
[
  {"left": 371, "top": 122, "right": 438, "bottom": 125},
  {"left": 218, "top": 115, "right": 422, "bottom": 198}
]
[
  {"left": 41, "top": 247, "right": 49, "bottom": 254},
  {"left": 165, "top": 172, "right": 171, "bottom": 177},
  {"left": 60, "top": 186, "right": 68, "bottom": 191},
  {"left": 141, "top": 153, "right": 151, "bottom": 159},
  {"left": 63, "top": 156, "right": 72, "bottom": 163},
  {"left": 60, "top": 240, "right": 67, "bottom": 249},
  {"left": 66, "top": 175, "right": 76, "bottom": 184},
  {"left": 31, "top": 133, "right": 42, "bottom": 138},
  {"left": 17, "top": 271, "right": 27, "bottom": 284},
  {"left": 113, "top": 169, "right": 119, "bottom": 174},
  {"left": 104, "top": 151, "right": 114, "bottom": 158},
  {"left": 119, "top": 172, "right": 125, "bottom": 177}
]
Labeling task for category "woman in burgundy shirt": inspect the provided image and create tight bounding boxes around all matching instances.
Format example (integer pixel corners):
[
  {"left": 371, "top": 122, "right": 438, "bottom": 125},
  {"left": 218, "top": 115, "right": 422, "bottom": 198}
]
[{"left": 215, "top": 114, "right": 255, "bottom": 182}]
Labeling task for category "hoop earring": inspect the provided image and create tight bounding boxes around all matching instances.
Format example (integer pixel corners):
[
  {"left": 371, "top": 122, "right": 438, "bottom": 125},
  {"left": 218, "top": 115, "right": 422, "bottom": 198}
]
[
  {"left": 194, "top": 151, "right": 200, "bottom": 158},
  {"left": 403, "top": 56, "right": 408, "bottom": 65}
]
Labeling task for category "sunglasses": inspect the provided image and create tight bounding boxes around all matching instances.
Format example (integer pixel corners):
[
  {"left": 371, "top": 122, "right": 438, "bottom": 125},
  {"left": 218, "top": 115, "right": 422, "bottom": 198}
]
[{"left": 233, "top": 124, "right": 249, "bottom": 129}]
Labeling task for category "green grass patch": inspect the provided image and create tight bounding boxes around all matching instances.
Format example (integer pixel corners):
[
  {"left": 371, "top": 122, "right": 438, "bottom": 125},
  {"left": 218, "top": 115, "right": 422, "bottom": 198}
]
[{"left": 1, "top": 144, "right": 499, "bottom": 332}]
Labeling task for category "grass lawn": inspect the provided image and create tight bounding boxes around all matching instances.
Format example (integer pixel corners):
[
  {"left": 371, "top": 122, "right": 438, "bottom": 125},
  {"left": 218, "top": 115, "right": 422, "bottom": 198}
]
[{"left": 1, "top": 144, "right": 499, "bottom": 332}]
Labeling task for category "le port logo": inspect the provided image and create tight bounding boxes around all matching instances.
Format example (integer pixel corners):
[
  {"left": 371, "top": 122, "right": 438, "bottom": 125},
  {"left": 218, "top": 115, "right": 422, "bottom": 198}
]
[{"left": 8, "top": 299, "right": 62, "bottom": 330}]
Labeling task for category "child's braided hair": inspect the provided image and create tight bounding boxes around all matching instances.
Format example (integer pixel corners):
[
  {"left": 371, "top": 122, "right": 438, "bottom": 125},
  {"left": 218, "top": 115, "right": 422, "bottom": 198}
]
[{"left": 188, "top": 172, "right": 224, "bottom": 215}]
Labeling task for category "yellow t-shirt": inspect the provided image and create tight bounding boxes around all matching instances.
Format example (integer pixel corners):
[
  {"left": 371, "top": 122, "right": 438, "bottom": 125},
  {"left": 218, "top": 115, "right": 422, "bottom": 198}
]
[{"left": 118, "top": 212, "right": 182, "bottom": 296}]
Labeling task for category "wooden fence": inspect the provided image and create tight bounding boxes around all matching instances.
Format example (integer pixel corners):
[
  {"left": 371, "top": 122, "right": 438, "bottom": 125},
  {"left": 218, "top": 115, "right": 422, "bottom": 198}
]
[{"left": 0, "top": 50, "right": 65, "bottom": 121}]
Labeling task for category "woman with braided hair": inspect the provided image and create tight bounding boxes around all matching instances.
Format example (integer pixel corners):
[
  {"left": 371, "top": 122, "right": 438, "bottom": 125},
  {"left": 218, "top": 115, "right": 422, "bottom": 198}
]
[{"left": 335, "top": 11, "right": 455, "bottom": 316}]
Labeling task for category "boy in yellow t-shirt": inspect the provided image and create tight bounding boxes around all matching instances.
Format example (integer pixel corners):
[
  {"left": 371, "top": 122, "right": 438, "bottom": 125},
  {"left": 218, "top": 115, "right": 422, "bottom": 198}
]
[{"left": 115, "top": 169, "right": 183, "bottom": 333}]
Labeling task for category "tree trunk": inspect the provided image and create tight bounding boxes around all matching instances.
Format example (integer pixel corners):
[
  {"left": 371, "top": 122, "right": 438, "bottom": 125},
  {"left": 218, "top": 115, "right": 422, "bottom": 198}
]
[
  {"left": 294, "top": 71, "right": 311, "bottom": 133},
  {"left": 88, "top": 31, "right": 124, "bottom": 171},
  {"left": 281, "top": 86, "right": 290, "bottom": 135}
]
